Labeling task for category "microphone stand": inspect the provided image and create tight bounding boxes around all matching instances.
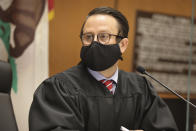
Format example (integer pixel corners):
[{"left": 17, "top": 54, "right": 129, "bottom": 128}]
[
  {"left": 144, "top": 71, "right": 196, "bottom": 109},
  {"left": 136, "top": 66, "right": 196, "bottom": 109}
]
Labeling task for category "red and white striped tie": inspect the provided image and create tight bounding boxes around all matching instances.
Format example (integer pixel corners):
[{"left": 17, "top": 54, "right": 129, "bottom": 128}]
[{"left": 100, "top": 79, "right": 113, "bottom": 93}]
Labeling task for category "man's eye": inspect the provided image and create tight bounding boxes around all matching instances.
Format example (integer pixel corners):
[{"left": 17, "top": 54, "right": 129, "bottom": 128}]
[
  {"left": 99, "top": 34, "right": 109, "bottom": 39},
  {"left": 84, "top": 34, "right": 93, "bottom": 40},
  {"left": 87, "top": 35, "right": 92, "bottom": 39}
]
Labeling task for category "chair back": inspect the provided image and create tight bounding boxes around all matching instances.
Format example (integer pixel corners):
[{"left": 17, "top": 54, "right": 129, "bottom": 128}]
[
  {"left": 0, "top": 60, "right": 12, "bottom": 93},
  {"left": 0, "top": 60, "right": 18, "bottom": 131}
]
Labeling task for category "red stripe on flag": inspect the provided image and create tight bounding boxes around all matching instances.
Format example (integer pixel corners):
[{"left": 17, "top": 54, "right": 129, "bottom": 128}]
[
  {"left": 48, "top": 0, "right": 54, "bottom": 20},
  {"left": 48, "top": 0, "right": 54, "bottom": 11}
]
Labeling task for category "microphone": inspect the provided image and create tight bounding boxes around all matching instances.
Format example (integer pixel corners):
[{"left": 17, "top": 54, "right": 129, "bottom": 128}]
[{"left": 136, "top": 66, "right": 196, "bottom": 109}]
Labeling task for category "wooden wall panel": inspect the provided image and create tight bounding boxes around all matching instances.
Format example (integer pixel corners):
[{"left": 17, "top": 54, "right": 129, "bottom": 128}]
[
  {"left": 117, "top": 0, "right": 195, "bottom": 72},
  {"left": 49, "top": 0, "right": 195, "bottom": 76},
  {"left": 117, "top": 0, "right": 195, "bottom": 98},
  {"left": 49, "top": 0, "right": 115, "bottom": 76}
]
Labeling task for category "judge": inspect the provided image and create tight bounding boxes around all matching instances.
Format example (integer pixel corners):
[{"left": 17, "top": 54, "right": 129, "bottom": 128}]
[{"left": 29, "top": 7, "right": 178, "bottom": 131}]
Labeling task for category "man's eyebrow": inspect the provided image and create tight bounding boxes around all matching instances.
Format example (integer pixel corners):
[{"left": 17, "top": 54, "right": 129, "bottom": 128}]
[
  {"left": 83, "top": 31, "right": 94, "bottom": 34},
  {"left": 83, "top": 30, "right": 113, "bottom": 34},
  {"left": 99, "top": 31, "right": 110, "bottom": 33}
]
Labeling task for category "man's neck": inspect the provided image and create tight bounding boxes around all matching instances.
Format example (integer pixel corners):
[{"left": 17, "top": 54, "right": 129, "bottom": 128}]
[{"left": 99, "top": 63, "right": 118, "bottom": 78}]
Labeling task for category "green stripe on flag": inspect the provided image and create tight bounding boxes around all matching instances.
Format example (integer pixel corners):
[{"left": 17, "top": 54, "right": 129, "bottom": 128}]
[{"left": 9, "top": 57, "right": 18, "bottom": 93}]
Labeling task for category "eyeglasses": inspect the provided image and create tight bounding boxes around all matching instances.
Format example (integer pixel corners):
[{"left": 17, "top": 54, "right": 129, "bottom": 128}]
[{"left": 81, "top": 33, "right": 124, "bottom": 45}]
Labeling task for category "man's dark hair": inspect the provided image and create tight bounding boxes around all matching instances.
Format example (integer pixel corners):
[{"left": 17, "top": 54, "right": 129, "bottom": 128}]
[{"left": 80, "top": 7, "right": 129, "bottom": 39}]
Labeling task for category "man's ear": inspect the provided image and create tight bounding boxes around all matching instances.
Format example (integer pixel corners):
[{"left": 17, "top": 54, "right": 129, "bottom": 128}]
[{"left": 119, "top": 38, "right": 128, "bottom": 53}]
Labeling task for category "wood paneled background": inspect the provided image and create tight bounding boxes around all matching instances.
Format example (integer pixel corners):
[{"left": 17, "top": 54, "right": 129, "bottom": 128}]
[{"left": 49, "top": 0, "right": 195, "bottom": 98}]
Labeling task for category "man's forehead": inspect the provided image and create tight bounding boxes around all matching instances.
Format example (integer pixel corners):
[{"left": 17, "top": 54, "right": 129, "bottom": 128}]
[
  {"left": 83, "top": 14, "right": 119, "bottom": 33},
  {"left": 86, "top": 14, "right": 117, "bottom": 23}
]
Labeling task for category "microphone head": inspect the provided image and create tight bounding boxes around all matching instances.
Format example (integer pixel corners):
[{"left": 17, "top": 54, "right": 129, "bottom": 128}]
[{"left": 136, "top": 66, "right": 146, "bottom": 74}]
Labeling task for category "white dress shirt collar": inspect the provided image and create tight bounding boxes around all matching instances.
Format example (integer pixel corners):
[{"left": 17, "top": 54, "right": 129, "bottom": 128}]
[{"left": 87, "top": 67, "right": 118, "bottom": 83}]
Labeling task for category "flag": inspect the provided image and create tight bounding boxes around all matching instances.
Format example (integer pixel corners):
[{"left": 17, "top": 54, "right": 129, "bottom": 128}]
[{"left": 0, "top": 0, "right": 48, "bottom": 130}]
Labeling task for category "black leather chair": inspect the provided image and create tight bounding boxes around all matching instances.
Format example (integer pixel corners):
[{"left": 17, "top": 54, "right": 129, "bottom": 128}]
[{"left": 0, "top": 60, "right": 18, "bottom": 131}]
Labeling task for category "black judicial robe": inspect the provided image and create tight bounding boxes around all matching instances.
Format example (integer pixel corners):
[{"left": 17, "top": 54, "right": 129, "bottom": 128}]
[{"left": 29, "top": 64, "right": 178, "bottom": 131}]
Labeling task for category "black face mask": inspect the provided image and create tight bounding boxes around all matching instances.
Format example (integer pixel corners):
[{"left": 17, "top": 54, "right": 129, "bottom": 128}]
[{"left": 80, "top": 41, "right": 123, "bottom": 71}]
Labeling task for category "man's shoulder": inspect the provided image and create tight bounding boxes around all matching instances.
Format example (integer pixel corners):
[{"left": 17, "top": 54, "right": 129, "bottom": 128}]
[
  {"left": 36, "top": 64, "right": 87, "bottom": 95},
  {"left": 36, "top": 64, "right": 86, "bottom": 91},
  {"left": 51, "top": 63, "right": 86, "bottom": 80}
]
